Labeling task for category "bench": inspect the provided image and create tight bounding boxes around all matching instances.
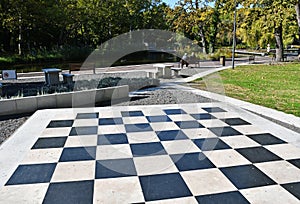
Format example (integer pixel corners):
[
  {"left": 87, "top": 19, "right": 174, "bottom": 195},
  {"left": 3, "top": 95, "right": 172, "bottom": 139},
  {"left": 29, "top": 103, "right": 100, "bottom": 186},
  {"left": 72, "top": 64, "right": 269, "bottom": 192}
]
[
  {"left": 249, "top": 55, "right": 255, "bottom": 64},
  {"left": 69, "top": 63, "right": 96, "bottom": 74},
  {"left": 271, "top": 53, "right": 288, "bottom": 61},
  {"left": 153, "top": 64, "right": 174, "bottom": 79},
  {"left": 189, "top": 59, "right": 200, "bottom": 68},
  {"left": 146, "top": 71, "right": 158, "bottom": 79},
  {"left": 62, "top": 73, "right": 74, "bottom": 85},
  {"left": 171, "top": 67, "right": 182, "bottom": 77}
]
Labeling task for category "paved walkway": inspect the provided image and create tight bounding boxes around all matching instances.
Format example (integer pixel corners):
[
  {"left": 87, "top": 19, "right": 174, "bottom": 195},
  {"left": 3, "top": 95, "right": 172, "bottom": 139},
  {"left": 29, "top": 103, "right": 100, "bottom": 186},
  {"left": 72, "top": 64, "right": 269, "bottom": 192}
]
[{"left": 0, "top": 56, "right": 299, "bottom": 203}]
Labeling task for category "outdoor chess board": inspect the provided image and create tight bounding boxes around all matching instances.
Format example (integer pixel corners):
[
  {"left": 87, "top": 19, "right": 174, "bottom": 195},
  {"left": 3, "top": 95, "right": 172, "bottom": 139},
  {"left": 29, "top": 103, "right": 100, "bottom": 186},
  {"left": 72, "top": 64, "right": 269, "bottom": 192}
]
[{"left": 0, "top": 103, "right": 300, "bottom": 203}]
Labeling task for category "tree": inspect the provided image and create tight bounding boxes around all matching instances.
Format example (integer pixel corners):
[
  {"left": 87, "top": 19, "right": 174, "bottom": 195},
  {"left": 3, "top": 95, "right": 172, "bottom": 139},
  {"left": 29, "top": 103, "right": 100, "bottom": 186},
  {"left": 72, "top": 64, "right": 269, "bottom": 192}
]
[{"left": 166, "top": 0, "right": 221, "bottom": 54}]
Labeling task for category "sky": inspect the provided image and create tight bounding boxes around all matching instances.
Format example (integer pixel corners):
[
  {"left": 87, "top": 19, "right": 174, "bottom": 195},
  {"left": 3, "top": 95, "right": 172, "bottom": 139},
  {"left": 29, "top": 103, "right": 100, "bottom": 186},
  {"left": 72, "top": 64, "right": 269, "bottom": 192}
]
[{"left": 162, "top": 0, "right": 178, "bottom": 7}]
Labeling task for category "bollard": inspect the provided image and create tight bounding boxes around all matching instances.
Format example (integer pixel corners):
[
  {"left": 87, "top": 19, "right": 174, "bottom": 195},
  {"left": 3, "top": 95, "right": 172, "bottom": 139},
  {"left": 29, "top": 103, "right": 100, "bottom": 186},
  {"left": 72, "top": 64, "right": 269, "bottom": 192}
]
[
  {"left": 220, "top": 56, "right": 226, "bottom": 66},
  {"left": 0, "top": 83, "right": 2, "bottom": 97}
]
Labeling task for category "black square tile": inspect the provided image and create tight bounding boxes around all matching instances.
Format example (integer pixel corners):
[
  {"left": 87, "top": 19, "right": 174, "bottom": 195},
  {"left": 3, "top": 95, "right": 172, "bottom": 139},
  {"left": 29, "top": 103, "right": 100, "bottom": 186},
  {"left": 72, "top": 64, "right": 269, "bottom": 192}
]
[
  {"left": 99, "top": 118, "right": 123, "bottom": 125},
  {"left": 69, "top": 126, "right": 98, "bottom": 136},
  {"left": 121, "top": 111, "right": 144, "bottom": 117},
  {"left": 125, "top": 124, "right": 153, "bottom": 133},
  {"left": 220, "top": 164, "right": 276, "bottom": 189},
  {"left": 146, "top": 115, "right": 171, "bottom": 123},
  {"left": 288, "top": 159, "right": 300, "bottom": 169},
  {"left": 76, "top": 113, "right": 99, "bottom": 119},
  {"left": 59, "top": 147, "right": 96, "bottom": 162},
  {"left": 163, "top": 109, "right": 186, "bottom": 115},
  {"left": 47, "top": 120, "right": 74, "bottom": 128},
  {"left": 236, "top": 147, "right": 282, "bottom": 163},
  {"left": 130, "top": 142, "right": 167, "bottom": 157},
  {"left": 32, "top": 137, "right": 67, "bottom": 149},
  {"left": 209, "top": 127, "right": 242, "bottom": 137},
  {"left": 222, "top": 118, "right": 251, "bottom": 126},
  {"left": 43, "top": 180, "right": 94, "bottom": 204},
  {"left": 98, "top": 133, "right": 128, "bottom": 145},
  {"left": 247, "top": 133, "right": 287, "bottom": 145},
  {"left": 6, "top": 163, "right": 56, "bottom": 185},
  {"left": 190, "top": 113, "right": 216, "bottom": 120},
  {"left": 196, "top": 191, "right": 250, "bottom": 204},
  {"left": 170, "top": 152, "right": 215, "bottom": 171},
  {"left": 175, "top": 121, "right": 204, "bottom": 129},
  {"left": 203, "top": 107, "right": 226, "bottom": 113},
  {"left": 156, "top": 130, "right": 188, "bottom": 141},
  {"left": 139, "top": 173, "right": 192, "bottom": 201},
  {"left": 95, "top": 158, "right": 137, "bottom": 179},
  {"left": 193, "top": 138, "right": 231, "bottom": 151},
  {"left": 282, "top": 182, "right": 300, "bottom": 200}
]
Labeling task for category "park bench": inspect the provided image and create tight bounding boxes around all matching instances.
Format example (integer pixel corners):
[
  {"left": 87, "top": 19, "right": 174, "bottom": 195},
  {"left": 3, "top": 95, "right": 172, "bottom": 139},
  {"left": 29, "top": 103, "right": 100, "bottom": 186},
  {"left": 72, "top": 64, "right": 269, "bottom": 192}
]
[
  {"left": 153, "top": 64, "right": 174, "bottom": 79},
  {"left": 62, "top": 73, "right": 74, "bottom": 85},
  {"left": 249, "top": 55, "right": 255, "bottom": 64},
  {"left": 68, "top": 63, "right": 96, "bottom": 74}
]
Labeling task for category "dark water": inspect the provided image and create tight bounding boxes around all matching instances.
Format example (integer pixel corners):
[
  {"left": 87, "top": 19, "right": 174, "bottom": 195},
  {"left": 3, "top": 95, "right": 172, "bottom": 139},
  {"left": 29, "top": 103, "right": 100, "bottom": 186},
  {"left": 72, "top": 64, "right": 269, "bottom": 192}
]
[{"left": 1, "top": 51, "right": 178, "bottom": 73}]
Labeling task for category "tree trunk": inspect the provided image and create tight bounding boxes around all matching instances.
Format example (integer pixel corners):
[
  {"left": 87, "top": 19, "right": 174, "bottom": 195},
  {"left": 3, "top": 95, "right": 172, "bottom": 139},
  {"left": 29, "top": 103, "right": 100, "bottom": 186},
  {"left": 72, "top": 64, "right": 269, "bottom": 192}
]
[
  {"left": 199, "top": 26, "right": 208, "bottom": 54},
  {"left": 296, "top": 2, "right": 300, "bottom": 26},
  {"left": 295, "top": 1, "right": 300, "bottom": 39},
  {"left": 275, "top": 25, "right": 284, "bottom": 62}
]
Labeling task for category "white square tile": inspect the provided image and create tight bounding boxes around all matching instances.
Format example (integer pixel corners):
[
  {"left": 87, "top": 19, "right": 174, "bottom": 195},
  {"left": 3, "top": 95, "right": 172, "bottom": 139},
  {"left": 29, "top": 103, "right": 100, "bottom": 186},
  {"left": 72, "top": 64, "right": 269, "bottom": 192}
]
[
  {"left": 150, "top": 122, "right": 179, "bottom": 131},
  {"left": 233, "top": 125, "right": 265, "bottom": 135},
  {"left": 134, "top": 155, "right": 178, "bottom": 176},
  {"left": 146, "top": 196, "right": 198, "bottom": 204},
  {"left": 40, "top": 127, "right": 71, "bottom": 137},
  {"left": 199, "top": 119, "right": 228, "bottom": 128},
  {"left": 241, "top": 185, "right": 299, "bottom": 204},
  {"left": 65, "top": 135, "right": 97, "bottom": 147},
  {"left": 122, "top": 116, "right": 148, "bottom": 124},
  {"left": 54, "top": 112, "right": 77, "bottom": 120},
  {"left": 181, "top": 106, "right": 207, "bottom": 114},
  {"left": 98, "top": 125, "right": 125, "bottom": 134},
  {"left": 73, "top": 119, "right": 99, "bottom": 127},
  {"left": 162, "top": 140, "right": 200, "bottom": 155},
  {"left": 142, "top": 108, "right": 166, "bottom": 116},
  {"left": 204, "top": 149, "right": 251, "bottom": 168},
  {"left": 182, "top": 129, "right": 218, "bottom": 139},
  {"left": 51, "top": 161, "right": 95, "bottom": 182},
  {"left": 181, "top": 169, "right": 236, "bottom": 196},
  {"left": 99, "top": 110, "right": 122, "bottom": 118},
  {"left": 255, "top": 160, "right": 300, "bottom": 184},
  {"left": 20, "top": 148, "right": 63, "bottom": 164},
  {"left": 96, "top": 144, "right": 132, "bottom": 160},
  {"left": 0, "top": 183, "right": 48, "bottom": 204},
  {"left": 167, "top": 114, "right": 195, "bottom": 121},
  {"left": 265, "top": 144, "right": 300, "bottom": 160},
  {"left": 221, "top": 136, "right": 261, "bottom": 149},
  {"left": 127, "top": 132, "right": 160, "bottom": 144},
  {"left": 94, "top": 177, "right": 144, "bottom": 203},
  {"left": 210, "top": 112, "right": 240, "bottom": 119}
]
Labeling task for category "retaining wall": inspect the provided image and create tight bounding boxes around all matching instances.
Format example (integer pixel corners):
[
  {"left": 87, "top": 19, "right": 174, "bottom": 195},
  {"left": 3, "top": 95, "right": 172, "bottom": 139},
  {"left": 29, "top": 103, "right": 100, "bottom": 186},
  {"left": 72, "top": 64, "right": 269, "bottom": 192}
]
[{"left": 0, "top": 85, "right": 129, "bottom": 116}]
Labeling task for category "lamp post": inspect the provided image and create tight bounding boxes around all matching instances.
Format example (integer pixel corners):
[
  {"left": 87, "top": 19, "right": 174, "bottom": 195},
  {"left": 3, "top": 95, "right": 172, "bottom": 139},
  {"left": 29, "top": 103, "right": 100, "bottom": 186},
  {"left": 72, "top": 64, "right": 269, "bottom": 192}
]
[{"left": 232, "top": 0, "right": 237, "bottom": 69}]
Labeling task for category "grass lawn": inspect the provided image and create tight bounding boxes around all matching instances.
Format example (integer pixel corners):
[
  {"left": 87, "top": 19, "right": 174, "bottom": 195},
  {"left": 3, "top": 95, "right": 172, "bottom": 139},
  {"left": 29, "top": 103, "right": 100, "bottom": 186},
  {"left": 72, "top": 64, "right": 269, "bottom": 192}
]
[{"left": 190, "top": 63, "right": 300, "bottom": 117}]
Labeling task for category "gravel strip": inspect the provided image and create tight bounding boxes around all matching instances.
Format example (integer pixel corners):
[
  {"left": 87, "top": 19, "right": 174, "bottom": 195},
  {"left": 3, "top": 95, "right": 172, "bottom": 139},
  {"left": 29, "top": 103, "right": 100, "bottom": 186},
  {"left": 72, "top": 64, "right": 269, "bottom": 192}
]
[{"left": 0, "top": 114, "right": 31, "bottom": 145}]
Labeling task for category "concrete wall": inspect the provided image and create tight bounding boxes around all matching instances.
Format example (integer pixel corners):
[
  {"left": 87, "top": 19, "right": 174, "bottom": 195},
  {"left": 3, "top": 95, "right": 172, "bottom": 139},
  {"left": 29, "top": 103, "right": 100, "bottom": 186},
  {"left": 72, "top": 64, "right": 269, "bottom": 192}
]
[
  {"left": 73, "top": 71, "right": 148, "bottom": 81},
  {"left": 0, "top": 85, "right": 129, "bottom": 116}
]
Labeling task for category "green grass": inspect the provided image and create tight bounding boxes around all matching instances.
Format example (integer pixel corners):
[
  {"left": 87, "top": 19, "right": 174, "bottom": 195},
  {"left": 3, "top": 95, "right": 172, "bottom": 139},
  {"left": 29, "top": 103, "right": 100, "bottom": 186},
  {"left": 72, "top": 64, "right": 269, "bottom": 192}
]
[{"left": 190, "top": 63, "right": 300, "bottom": 117}]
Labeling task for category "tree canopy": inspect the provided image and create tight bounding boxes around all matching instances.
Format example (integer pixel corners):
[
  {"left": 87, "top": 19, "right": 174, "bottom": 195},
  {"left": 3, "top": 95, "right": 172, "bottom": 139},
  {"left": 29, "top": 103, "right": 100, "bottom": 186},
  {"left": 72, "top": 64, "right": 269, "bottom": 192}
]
[{"left": 1, "top": 0, "right": 300, "bottom": 61}]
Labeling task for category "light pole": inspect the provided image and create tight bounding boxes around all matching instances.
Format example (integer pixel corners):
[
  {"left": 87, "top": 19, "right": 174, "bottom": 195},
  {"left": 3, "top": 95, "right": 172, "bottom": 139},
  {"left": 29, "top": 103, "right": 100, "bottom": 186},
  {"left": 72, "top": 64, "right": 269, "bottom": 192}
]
[{"left": 232, "top": 0, "right": 237, "bottom": 69}]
